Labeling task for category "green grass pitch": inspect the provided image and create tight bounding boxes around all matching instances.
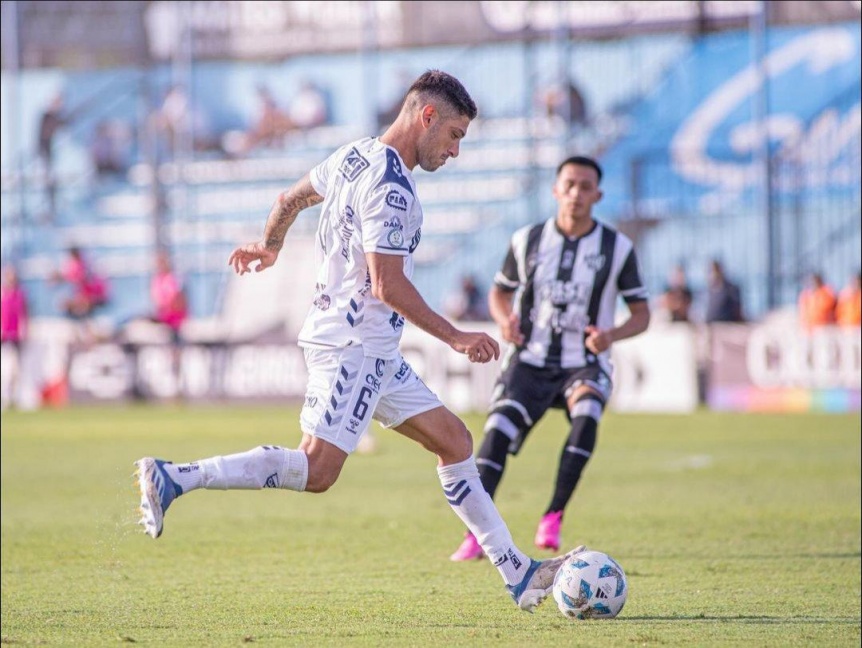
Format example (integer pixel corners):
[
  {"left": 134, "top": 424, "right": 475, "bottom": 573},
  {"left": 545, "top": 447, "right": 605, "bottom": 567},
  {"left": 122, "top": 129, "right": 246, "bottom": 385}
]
[{"left": 1, "top": 405, "right": 860, "bottom": 646}]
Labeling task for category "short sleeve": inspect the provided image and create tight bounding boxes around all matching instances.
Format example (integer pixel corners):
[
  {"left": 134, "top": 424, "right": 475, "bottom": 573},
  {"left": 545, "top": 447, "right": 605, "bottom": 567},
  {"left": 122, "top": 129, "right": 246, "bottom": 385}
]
[
  {"left": 494, "top": 244, "right": 519, "bottom": 292},
  {"left": 361, "top": 183, "right": 414, "bottom": 255},
  {"left": 309, "top": 149, "right": 339, "bottom": 196},
  {"left": 617, "top": 248, "right": 649, "bottom": 303}
]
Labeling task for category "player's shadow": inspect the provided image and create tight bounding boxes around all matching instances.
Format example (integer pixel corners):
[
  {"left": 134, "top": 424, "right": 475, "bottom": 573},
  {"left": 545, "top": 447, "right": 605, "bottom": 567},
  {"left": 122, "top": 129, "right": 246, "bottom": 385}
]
[{"left": 617, "top": 615, "right": 860, "bottom": 624}]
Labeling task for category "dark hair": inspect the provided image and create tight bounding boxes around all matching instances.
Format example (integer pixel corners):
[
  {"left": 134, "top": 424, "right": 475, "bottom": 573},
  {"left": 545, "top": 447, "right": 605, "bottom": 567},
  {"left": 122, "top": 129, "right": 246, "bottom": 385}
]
[
  {"left": 556, "top": 156, "right": 603, "bottom": 184},
  {"left": 405, "top": 70, "right": 477, "bottom": 120}
]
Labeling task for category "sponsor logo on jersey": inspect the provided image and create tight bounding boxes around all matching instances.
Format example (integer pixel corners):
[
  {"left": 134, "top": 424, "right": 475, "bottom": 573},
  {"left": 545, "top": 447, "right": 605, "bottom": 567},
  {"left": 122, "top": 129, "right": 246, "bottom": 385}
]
[
  {"left": 365, "top": 373, "right": 381, "bottom": 392},
  {"left": 338, "top": 206, "right": 355, "bottom": 260},
  {"left": 340, "top": 147, "right": 370, "bottom": 182},
  {"left": 304, "top": 395, "right": 318, "bottom": 409},
  {"left": 375, "top": 359, "right": 385, "bottom": 377},
  {"left": 389, "top": 311, "right": 404, "bottom": 331},
  {"left": 387, "top": 228, "right": 405, "bottom": 247},
  {"left": 385, "top": 190, "right": 408, "bottom": 211},
  {"left": 384, "top": 216, "right": 402, "bottom": 230},
  {"left": 545, "top": 280, "right": 591, "bottom": 307},
  {"left": 394, "top": 361, "right": 410, "bottom": 382}
]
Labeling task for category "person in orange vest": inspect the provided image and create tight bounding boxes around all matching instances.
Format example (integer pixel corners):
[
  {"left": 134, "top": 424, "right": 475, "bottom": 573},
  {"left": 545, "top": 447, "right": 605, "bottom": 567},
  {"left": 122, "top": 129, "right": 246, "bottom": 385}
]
[
  {"left": 835, "top": 271, "right": 861, "bottom": 327},
  {"left": 798, "top": 272, "right": 837, "bottom": 330}
]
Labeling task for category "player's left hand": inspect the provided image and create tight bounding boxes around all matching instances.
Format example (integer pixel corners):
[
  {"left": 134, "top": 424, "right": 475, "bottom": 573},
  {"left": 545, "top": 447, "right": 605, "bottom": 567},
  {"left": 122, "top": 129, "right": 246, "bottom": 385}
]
[
  {"left": 228, "top": 242, "right": 278, "bottom": 275},
  {"left": 584, "top": 325, "right": 613, "bottom": 354}
]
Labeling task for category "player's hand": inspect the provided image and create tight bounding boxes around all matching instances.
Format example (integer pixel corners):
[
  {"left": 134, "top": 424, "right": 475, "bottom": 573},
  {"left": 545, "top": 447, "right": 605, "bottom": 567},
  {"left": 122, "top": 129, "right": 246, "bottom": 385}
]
[
  {"left": 228, "top": 242, "right": 278, "bottom": 275},
  {"left": 499, "top": 312, "right": 524, "bottom": 345},
  {"left": 452, "top": 330, "right": 500, "bottom": 364},
  {"left": 584, "top": 325, "right": 613, "bottom": 354}
]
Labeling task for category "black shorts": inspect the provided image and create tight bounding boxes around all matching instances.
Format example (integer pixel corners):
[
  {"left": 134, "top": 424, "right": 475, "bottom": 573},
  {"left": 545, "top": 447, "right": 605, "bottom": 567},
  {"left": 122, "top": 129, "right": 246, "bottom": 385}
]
[{"left": 489, "top": 360, "right": 612, "bottom": 452}]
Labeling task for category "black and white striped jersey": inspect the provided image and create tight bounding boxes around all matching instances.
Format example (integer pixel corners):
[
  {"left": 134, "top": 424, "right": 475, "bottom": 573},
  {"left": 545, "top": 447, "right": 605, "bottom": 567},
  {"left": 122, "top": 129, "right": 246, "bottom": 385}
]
[{"left": 494, "top": 218, "right": 648, "bottom": 372}]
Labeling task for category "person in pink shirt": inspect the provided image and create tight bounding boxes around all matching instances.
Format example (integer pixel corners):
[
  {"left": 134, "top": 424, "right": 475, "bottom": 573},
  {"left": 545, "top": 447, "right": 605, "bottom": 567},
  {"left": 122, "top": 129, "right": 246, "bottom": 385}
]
[
  {"left": 1, "top": 266, "right": 28, "bottom": 408},
  {"left": 51, "top": 247, "right": 109, "bottom": 319},
  {"left": 150, "top": 250, "right": 187, "bottom": 343},
  {"left": 1, "top": 266, "right": 28, "bottom": 347}
]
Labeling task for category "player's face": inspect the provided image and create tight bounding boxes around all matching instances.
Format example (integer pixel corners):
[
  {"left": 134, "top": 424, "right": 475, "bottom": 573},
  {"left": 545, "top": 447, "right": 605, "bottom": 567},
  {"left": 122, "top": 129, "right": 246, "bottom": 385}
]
[
  {"left": 417, "top": 109, "right": 470, "bottom": 172},
  {"left": 553, "top": 163, "right": 602, "bottom": 221}
]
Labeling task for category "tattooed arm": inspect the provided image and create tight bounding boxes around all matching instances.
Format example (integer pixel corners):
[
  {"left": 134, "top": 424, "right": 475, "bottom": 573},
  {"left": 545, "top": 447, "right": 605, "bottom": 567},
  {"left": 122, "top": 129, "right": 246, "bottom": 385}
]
[{"left": 228, "top": 174, "right": 323, "bottom": 275}]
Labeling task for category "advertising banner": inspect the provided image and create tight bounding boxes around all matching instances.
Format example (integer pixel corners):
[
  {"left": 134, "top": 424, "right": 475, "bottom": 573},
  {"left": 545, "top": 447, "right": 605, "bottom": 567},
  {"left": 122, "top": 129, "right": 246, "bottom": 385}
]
[{"left": 708, "top": 323, "right": 861, "bottom": 412}]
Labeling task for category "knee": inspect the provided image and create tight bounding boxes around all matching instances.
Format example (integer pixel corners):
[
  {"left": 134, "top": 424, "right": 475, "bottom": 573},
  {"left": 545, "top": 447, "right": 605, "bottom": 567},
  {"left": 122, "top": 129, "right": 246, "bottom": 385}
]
[
  {"left": 303, "top": 451, "right": 344, "bottom": 494},
  {"left": 305, "top": 463, "right": 340, "bottom": 493},
  {"left": 437, "top": 418, "right": 473, "bottom": 464}
]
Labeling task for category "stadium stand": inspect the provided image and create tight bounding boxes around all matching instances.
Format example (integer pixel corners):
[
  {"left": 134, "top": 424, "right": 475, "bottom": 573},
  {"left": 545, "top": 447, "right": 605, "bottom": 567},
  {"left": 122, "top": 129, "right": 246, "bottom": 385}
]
[{"left": 1, "top": 2, "right": 859, "bottom": 409}]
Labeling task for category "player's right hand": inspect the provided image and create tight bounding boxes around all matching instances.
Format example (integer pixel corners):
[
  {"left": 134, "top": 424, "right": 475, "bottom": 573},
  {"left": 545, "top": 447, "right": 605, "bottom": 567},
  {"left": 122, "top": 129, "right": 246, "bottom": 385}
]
[
  {"left": 228, "top": 242, "right": 278, "bottom": 275},
  {"left": 452, "top": 330, "right": 500, "bottom": 364}
]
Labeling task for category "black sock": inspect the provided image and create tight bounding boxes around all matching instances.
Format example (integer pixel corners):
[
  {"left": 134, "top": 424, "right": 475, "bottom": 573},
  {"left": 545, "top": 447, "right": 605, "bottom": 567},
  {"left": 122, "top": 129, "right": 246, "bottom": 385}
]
[
  {"left": 475, "top": 427, "right": 513, "bottom": 500},
  {"left": 547, "top": 412, "right": 598, "bottom": 514}
]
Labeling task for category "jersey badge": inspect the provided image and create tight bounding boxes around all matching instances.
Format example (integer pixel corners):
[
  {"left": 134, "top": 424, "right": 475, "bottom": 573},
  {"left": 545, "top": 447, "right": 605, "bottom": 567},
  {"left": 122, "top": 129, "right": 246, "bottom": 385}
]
[
  {"left": 387, "top": 228, "right": 405, "bottom": 247},
  {"left": 584, "top": 253, "right": 606, "bottom": 271}
]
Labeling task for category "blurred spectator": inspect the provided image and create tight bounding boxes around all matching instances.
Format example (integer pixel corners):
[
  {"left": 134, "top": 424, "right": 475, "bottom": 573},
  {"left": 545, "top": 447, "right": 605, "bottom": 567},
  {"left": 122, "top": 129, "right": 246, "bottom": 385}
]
[
  {"left": 659, "top": 264, "right": 693, "bottom": 323},
  {"left": 151, "top": 85, "right": 220, "bottom": 158},
  {"left": 798, "top": 272, "right": 837, "bottom": 330},
  {"left": 150, "top": 250, "right": 188, "bottom": 342},
  {"left": 242, "top": 86, "right": 294, "bottom": 153},
  {"left": 444, "top": 275, "right": 489, "bottom": 322},
  {"left": 705, "top": 259, "right": 743, "bottom": 323},
  {"left": 1, "top": 266, "right": 28, "bottom": 410},
  {"left": 49, "top": 247, "right": 110, "bottom": 320},
  {"left": 288, "top": 80, "right": 329, "bottom": 131},
  {"left": 90, "top": 119, "right": 131, "bottom": 179},
  {"left": 1, "top": 265, "right": 28, "bottom": 346},
  {"left": 537, "top": 80, "right": 588, "bottom": 126},
  {"left": 152, "top": 85, "right": 188, "bottom": 155},
  {"left": 835, "top": 271, "right": 861, "bottom": 327},
  {"left": 37, "top": 92, "right": 73, "bottom": 220}
]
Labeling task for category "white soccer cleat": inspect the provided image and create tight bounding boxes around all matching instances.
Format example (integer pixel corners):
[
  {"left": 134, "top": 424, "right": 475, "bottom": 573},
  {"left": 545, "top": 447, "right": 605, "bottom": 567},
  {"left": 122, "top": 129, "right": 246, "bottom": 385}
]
[
  {"left": 134, "top": 457, "right": 182, "bottom": 539},
  {"left": 507, "top": 545, "right": 587, "bottom": 612}
]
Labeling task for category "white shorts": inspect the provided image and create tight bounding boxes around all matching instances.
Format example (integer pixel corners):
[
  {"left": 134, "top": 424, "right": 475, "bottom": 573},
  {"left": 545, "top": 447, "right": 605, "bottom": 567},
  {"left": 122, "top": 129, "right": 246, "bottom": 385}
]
[{"left": 299, "top": 345, "right": 443, "bottom": 454}]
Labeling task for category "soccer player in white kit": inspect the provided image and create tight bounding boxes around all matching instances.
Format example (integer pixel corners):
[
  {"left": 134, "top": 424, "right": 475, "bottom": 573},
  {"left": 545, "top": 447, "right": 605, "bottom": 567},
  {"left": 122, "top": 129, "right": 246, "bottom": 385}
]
[{"left": 134, "top": 70, "right": 584, "bottom": 611}]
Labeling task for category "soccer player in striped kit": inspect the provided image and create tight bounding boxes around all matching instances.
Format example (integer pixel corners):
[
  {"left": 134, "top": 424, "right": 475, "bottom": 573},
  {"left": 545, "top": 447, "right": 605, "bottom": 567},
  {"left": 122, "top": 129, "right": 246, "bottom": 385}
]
[{"left": 451, "top": 156, "right": 650, "bottom": 561}]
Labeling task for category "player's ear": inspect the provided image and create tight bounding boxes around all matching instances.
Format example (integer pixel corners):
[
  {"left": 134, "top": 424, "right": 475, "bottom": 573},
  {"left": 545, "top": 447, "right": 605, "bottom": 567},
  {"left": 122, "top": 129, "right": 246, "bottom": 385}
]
[
  {"left": 595, "top": 189, "right": 603, "bottom": 204},
  {"left": 421, "top": 105, "right": 435, "bottom": 129}
]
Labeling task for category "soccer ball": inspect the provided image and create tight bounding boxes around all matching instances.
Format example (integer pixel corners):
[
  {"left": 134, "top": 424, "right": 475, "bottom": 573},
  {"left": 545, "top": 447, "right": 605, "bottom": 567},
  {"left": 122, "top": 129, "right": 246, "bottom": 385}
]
[{"left": 552, "top": 550, "right": 628, "bottom": 619}]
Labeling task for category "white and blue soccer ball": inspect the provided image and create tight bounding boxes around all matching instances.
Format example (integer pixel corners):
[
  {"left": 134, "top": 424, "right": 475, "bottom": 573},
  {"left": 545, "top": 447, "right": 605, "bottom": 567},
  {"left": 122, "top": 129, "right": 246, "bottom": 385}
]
[{"left": 552, "top": 549, "right": 628, "bottom": 619}]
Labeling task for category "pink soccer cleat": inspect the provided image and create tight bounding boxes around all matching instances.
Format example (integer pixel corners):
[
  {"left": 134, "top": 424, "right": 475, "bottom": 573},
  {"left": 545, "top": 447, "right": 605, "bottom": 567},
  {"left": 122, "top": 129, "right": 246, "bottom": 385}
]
[
  {"left": 534, "top": 510, "right": 563, "bottom": 551},
  {"left": 450, "top": 532, "right": 485, "bottom": 561}
]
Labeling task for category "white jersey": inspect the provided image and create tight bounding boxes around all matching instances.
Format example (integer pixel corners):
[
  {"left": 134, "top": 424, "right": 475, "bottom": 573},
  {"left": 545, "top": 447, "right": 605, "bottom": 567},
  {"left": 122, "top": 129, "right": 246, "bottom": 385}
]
[{"left": 298, "top": 137, "right": 422, "bottom": 359}]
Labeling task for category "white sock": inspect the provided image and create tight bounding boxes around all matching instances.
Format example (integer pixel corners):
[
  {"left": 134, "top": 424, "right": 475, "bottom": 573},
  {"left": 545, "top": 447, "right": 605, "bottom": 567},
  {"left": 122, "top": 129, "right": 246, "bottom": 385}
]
[
  {"left": 165, "top": 446, "right": 308, "bottom": 492},
  {"left": 437, "top": 457, "right": 532, "bottom": 586}
]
